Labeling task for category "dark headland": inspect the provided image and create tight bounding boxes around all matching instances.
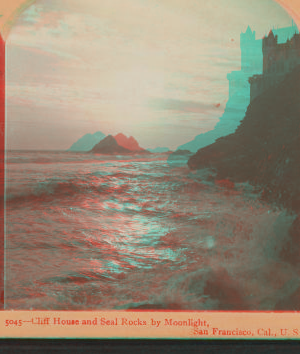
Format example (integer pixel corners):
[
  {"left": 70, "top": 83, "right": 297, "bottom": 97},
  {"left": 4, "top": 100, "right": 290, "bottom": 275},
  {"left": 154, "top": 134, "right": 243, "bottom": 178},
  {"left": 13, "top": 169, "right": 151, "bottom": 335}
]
[
  {"left": 188, "top": 66, "right": 300, "bottom": 279},
  {"left": 188, "top": 65, "right": 300, "bottom": 212}
]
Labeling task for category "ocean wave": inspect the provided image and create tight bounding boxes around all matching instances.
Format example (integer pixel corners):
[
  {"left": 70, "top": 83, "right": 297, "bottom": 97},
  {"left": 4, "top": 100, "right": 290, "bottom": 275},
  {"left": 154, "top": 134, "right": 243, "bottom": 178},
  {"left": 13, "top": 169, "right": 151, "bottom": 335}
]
[
  {"left": 6, "top": 179, "right": 82, "bottom": 204},
  {"left": 6, "top": 177, "right": 106, "bottom": 204}
]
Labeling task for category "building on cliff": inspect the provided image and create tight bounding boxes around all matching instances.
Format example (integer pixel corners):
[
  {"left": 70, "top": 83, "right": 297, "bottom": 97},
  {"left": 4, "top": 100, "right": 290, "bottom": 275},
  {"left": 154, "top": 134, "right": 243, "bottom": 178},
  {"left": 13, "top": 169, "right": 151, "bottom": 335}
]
[
  {"left": 175, "top": 23, "right": 298, "bottom": 153},
  {"left": 249, "top": 26, "right": 300, "bottom": 101},
  {"left": 228, "top": 24, "right": 299, "bottom": 101}
]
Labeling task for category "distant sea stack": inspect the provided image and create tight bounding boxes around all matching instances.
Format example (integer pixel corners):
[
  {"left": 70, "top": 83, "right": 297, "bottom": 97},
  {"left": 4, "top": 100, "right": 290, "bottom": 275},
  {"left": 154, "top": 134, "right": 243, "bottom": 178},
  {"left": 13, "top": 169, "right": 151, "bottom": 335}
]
[
  {"left": 91, "top": 134, "right": 150, "bottom": 155},
  {"left": 114, "top": 133, "right": 144, "bottom": 152},
  {"left": 91, "top": 135, "right": 131, "bottom": 154},
  {"left": 68, "top": 131, "right": 106, "bottom": 151},
  {"left": 188, "top": 65, "right": 300, "bottom": 212}
]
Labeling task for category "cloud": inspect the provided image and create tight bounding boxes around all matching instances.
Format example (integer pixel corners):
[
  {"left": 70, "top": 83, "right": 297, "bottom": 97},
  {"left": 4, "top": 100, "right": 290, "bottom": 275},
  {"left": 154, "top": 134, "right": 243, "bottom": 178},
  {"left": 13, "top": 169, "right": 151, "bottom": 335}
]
[
  {"left": 7, "top": 44, "right": 66, "bottom": 85},
  {"left": 147, "top": 97, "right": 220, "bottom": 113}
]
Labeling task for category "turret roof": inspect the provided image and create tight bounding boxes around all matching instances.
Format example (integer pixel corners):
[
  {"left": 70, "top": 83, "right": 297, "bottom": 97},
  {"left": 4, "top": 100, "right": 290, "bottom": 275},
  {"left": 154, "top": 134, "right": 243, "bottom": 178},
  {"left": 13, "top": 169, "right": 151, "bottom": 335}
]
[
  {"left": 245, "top": 25, "right": 252, "bottom": 34},
  {"left": 268, "top": 30, "right": 275, "bottom": 38}
]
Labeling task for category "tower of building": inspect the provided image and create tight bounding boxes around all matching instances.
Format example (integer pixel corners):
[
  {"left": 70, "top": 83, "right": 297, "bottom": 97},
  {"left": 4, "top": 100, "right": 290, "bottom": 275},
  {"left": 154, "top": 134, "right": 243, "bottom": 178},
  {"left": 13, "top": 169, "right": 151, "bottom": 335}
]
[
  {"left": 262, "top": 30, "right": 279, "bottom": 73},
  {"left": 227, "top": 26, "right": 262, "bottom": 99},
  {"left": 240, "top": 26, "right": 263, "bottom": 74}
]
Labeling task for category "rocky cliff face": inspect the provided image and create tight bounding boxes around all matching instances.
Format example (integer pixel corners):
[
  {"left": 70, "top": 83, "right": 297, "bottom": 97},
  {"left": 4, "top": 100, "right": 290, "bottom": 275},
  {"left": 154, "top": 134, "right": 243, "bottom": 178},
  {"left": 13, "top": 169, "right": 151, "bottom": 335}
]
[
  {"left": 188, "top": 66, "right": 300, "bottom": 274},
  {"left": 188, "top": 65, "right": 300, "bottom": 212}
]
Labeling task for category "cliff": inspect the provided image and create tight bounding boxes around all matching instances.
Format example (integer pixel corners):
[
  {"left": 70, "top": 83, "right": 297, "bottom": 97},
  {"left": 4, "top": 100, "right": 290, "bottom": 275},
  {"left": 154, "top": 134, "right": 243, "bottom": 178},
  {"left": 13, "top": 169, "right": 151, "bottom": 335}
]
[
  {"left": 188, "top": 65, "right": 300, "bottom": 212},
  {"left": 68, "top": 131, "right": 105, "bottom": 151}
]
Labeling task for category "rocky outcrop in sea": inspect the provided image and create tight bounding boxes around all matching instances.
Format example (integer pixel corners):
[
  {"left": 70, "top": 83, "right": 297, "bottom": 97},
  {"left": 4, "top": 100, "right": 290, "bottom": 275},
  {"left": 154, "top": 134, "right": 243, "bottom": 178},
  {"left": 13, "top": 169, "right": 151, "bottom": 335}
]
[
  {"left": 91, "top": 134, "right": 150, "bottom": 155},
  {"left": 68, "top": 131, "right": 106, "bottom": 151}
]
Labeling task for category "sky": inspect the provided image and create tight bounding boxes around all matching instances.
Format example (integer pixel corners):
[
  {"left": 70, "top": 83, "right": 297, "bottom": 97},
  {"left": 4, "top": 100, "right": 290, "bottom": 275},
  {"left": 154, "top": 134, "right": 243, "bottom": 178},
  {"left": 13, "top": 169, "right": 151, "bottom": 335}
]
[{"left": 6, "top": 0, "right": 294, "bottom": 150}]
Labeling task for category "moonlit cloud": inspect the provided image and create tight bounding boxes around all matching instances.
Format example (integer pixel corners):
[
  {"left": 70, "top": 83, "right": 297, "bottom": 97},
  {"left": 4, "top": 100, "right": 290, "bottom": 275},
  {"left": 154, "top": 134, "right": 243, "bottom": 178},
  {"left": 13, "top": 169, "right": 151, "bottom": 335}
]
[
  {"left": 147, "top": 98, "right": 220, "bottom": 114},
  {"left": 6, "top": 0, "right": 293, "bottom": 150}
]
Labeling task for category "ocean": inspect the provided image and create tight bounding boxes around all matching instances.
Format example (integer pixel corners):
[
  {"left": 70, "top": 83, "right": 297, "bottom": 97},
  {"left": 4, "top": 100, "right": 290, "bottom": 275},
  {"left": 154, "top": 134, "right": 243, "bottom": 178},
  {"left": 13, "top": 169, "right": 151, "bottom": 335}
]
[{"left": 4, "top": 151, "right": 298, "bottom": 310}]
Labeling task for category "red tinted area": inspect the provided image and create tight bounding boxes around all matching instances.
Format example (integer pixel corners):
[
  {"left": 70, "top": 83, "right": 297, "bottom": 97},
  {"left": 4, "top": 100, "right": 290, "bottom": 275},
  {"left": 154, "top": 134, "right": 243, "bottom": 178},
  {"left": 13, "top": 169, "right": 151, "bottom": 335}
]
[
  {"left": 216, "top": 179, "right": 235, "bottom": 190},
  {"left": 114, "top": 133, "right": 144, "bottom": 151}
]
